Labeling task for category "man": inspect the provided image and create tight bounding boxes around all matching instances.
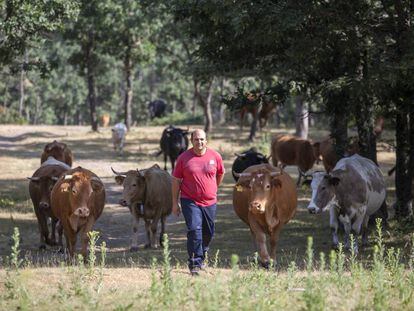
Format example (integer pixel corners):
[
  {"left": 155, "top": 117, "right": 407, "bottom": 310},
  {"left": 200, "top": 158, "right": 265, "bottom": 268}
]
[{"left": 172, "top": 129, "right": 225, "bottom": 275}]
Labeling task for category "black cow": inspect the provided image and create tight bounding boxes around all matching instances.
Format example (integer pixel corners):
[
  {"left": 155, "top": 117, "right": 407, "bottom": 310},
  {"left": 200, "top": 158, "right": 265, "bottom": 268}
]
[
  {"left": 159, "top": 125, "right": 189, "bottom": 171},
  {"left": 231, "top": 147, "right": 269, "bottom": 181},
  {"left": 148, "top": 99, "right": 167, "bottom": 120}
]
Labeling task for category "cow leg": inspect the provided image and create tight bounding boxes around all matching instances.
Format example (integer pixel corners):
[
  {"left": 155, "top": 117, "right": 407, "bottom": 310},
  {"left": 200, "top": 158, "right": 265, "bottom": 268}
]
[
  {"left": 130, "top": 208, "right": 140, "bottom": 252},
  {"left": 57, "top": 221, "right": 64, "bottom": 252},
  {"left": 296, "top": 168, "right": 304, "bottom": 186},
  {"left": 50, "top": 217, "right": 57, "bottom": 246},
  {"left": 80, "top": 218, "right": 95, "bottom": 261},
  {"left": 339, "top": 214, "right": 353, "bottom": 251},
  {"left": 361, "top": 214, "right": 370, "bottom": 247},
  {"left": 159, "top": 216, "right": 166, "bottom": 247},
  {"left": 329, "top": 205, "right": 339, "bottom": 249},
  {"left": 170, "top": 156, "right": 175, "bottom": 171},
  {"left": 164, "top": 154, "right": 168, "bottom": 171},
  {"left": 144, "top": 219, "right": 152, "bottom": 248},
  {"left": 248, "top": 215, "right": 270, "bottom": 268},
  {"left": 65, "top": 231, "right": 77, "bottom": 260},
  {"left": 269, "top": 224, "right": 283, "bottom": 265},
  {"left": 150, "top": 218, "right": 159, "bottom": 248},
  {"left": 35, "top": 210, "right": 49, "bottom": 249}
]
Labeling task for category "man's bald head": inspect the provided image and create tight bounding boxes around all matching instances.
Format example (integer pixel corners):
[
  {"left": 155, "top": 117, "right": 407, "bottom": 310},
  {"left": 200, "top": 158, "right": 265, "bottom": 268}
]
[
  {"left": 191, "top": 129, "right": 207, "bottom": 155},
  {"left": 190, "top": 129, "right": 207, "bottom": 140}
]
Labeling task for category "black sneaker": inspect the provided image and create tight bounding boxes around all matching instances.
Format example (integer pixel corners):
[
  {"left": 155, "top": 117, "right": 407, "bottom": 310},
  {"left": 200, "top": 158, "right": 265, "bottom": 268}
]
[{"left": 190, "top": 266, "right": 201, "bottom": 276}]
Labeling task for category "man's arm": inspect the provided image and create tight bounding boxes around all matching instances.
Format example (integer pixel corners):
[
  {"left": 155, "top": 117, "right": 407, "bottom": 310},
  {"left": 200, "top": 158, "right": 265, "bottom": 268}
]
[
  {"left": 171, "top": 177, "right": 181, "bottom": 216},
  {"left": 216, "top": 173, "right": 224, "bottom": 187}
]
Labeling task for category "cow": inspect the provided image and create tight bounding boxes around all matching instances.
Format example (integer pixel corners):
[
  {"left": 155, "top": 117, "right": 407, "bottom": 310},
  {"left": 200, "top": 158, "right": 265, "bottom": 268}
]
[
  {"left": 148, "top": 99, "right": 167, "bottom": 120},
  {"left": 271, "top": 134, "right": 317, "bottom": 185},
  {"left": 306, "top": 154, "right": 387, "bottom": 253},
  {"left": 100, "top": 114, "right": 110, "bottom": 127},
  {"left": 240, "top": 96, "right": 277, "bottom": 130},
  {"left": 231, "top": 147, "right": 269, "bottom": 181},
  {"left": 158, "top": 125, "right": 189, "bottom": 171},
  {"left": 41, "top": 140, "right": 73, "bottom": 167},
  {"left": 233, "top": 163, "right": 297, "bottom": 268},
  {"left": 111, "top": 122, "right": 127, "bottom": 155},
  {"left": 312, "top": 137, "right": 360, "bottom": 173},
  {"left": 51, "top": 167, "right": 105, "bottom": 259},
  {"left": 28, "top": 158, "right": 70, "bottom": 249},
  {"left": 112, "top": 164, "right": 172, "bottom": 251}
]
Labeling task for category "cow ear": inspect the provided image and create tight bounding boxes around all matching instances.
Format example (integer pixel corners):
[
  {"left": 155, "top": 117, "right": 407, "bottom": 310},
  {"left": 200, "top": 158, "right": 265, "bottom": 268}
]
[
  {"left": 115, "top": 176, "right": 125, "bottom": 185},
  {"left": 91, "top": 178, "right": 104, "bottom": 192},
  {"left": 329, "top": 177, "right": 340, "bottom": 186},
  {"left": 271, "top": 178, "right": 282, "bottom": 188},
  {"left": 235, "top": 179, "right": 250, "bottom": 190}
]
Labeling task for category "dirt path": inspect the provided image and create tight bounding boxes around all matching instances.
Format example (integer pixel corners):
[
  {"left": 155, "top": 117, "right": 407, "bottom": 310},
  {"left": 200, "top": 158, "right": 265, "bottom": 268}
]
[{"left": 0, "top": 125, "right": 397, "bottom": 268}]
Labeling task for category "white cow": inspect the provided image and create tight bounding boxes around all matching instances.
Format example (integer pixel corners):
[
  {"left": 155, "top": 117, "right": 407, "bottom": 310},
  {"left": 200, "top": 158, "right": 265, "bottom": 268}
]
[
  {"left": 111, "top": 123, "right": 127, "bottom": 155},
  {"left": 307, "top": 154, "right": 386, "bottom": 253}
]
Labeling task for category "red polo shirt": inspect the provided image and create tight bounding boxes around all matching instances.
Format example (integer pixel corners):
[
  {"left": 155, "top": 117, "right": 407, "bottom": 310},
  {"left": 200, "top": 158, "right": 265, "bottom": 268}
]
[{"left": 173, "top": 148, "right": 224, "bottom": 207}]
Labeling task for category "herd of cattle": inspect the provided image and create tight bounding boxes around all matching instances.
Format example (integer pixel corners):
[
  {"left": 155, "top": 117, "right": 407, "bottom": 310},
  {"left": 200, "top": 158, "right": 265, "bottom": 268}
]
[{"left": 27, "top": 125, "right": 390, "bottom": 267}]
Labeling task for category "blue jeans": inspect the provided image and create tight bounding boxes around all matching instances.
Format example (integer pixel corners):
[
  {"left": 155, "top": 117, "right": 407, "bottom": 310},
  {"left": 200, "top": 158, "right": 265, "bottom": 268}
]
[{"left": 181, "top": 198, "right": 217, "bottom": 269}]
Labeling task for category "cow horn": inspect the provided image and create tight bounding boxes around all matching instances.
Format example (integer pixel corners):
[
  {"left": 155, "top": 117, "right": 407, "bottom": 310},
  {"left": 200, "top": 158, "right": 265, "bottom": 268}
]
[
  {"left": 233, "top": 172, "right": 252, "bottom": 178},
  {"left": 51, "top": 176, "right": 59, "bottom": 181},
  {"left": 64, "top": 175, "right": 73, "bottom": 180},
  {"left": 111, "top": 167, "right": 127, "bottom": 177},
  {"left": 27, "top": 176, "right": 40, "bottom": 181},
  {"left": 234, "top": 152, "right": 246, "bottom": 157},
  {"left": 270, "top": 167, "right": 283, "bottom": 176},
  {"left": 136, "top": 169, "right": 143, "bottom": 177}
]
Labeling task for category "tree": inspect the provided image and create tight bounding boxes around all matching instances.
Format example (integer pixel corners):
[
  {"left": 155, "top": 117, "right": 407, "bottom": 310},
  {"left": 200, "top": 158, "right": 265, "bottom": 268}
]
[{"left": 101, "top": 1, "right": 155, "bottom": 130}]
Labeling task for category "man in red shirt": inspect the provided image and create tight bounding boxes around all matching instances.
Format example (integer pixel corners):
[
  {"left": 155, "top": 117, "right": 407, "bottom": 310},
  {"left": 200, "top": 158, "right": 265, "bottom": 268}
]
[{"left": 172, "top": 129, "right": 225, "bottom": 275}]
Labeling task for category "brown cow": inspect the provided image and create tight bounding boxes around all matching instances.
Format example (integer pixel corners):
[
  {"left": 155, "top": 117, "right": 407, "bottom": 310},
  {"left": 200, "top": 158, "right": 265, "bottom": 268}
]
[
  {"left": 271, "top": 134, "right": 317, "bottom": 185},
  {"left": 233, "top": 163, "right": 297, "bottom": 268},
  {"left": 41, "top": 140, "right": 73, "bottom": 167},
  {"left": 312, "top": 137, "right": 360, "bottom": 172},
  {"left": 112, "top": 164, "right": 172, "bottom": 251},
  {"left": 100, "top": 114, "right": 110, "bottom": 127},
  {"left": 51, "top": 167, "right": 105, "bottom": 258},
  {"left": 28, "top": 159, "right": 70, "bottom": 249}
]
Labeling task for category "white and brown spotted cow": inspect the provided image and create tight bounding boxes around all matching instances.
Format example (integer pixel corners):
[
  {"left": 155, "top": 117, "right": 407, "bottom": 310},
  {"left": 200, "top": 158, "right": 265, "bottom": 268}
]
[
  {"left": 233, "top": 163, "right": 297, "bottom": 268},
  {"left": 307, "top": 154, "right": 386, "bottom": 253}
]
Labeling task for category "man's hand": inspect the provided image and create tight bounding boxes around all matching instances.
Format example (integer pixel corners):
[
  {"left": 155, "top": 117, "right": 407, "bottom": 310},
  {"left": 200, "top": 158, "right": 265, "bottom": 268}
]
[{"left": 172, "top": 202, "right": 181, "bottom": 217}]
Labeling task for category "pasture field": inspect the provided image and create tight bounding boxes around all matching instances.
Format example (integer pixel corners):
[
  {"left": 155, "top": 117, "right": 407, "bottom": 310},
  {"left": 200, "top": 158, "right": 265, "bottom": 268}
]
[{"left": 0, "top": 124, "right": 412, "bottom": 310}]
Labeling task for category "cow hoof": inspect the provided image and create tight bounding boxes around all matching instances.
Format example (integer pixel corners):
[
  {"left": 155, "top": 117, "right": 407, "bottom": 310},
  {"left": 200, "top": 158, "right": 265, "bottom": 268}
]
[
  {"left": 260, "top": 261, "right": 270, "bottom": 270},
  {"left": 130, "top": 246, "right": 139, "bottom": 252},
  {"left": 39, "top": 244, "right": 47, "bottom": 251}
]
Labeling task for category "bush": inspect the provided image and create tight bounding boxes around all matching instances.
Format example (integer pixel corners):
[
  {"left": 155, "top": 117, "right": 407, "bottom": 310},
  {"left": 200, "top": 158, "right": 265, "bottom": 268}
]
[
  {"left": 150, "top": 111, "right": 203, "bottom": 126},
  {"left": 0, "top": 108, "right": 28, "bottom": 125}
]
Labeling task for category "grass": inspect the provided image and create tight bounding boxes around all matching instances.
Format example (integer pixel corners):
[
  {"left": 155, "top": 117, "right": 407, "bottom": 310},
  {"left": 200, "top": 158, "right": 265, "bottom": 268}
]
[
  {"left": 0, "top": 124, "right": 406, "bottom": 309},
  {"left": 1, "top": 226, "right": 414, "bottom": 310}
]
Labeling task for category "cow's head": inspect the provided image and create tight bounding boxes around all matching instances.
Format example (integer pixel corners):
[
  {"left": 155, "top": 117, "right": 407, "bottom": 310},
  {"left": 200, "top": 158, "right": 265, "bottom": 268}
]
[
  {"left": 28, "top": 175, "right": 60, "bottom": 210},
  {"left": 112, "top": 167, "right": 146, "bottom": 207},
  {"left": 232, "top": 148, "right": 269, "bottom": 181},
  {"left": 235, "top": 169, "right": 282, "bottom": 215},
  {"left": 307, "top": 171, "right": 340, "bottom": 214},
  {"left": 43, "top": 140, "right": 67, "bottom": 162},
  {"left": 59, "top": 172, "right": 104, "bottom": 231},
  {"left": 165, "top": 126, "right": 189, "bottom": 151}
]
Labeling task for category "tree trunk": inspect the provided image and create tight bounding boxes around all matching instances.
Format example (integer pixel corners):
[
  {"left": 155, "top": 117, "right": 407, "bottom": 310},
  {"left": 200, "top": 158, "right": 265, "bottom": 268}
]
[
  {"left": 354, "top": 98, "right": 377, "bottom": 163},
  {"left": 85, "top": 32, "right": 98, "bottom": 132},
  {"left": 18, "top": 51, "right": 27, "bottom": 117},
  {"left": 394, "top": 99, "right": 412, "bottom": 218},
  {"left": 123, "top": 48, "right": 133, "bottom": 130},
  {"left": 192, "top": 79, "right": 198, "bottom": 117},
  {"left": 328, "top": 92, "right": 348, "bottom": 159},
  {"left": 195, "top": 79, "right": 214, "bottom": 133},
  {"left": 248, "top": 110, "right": 258, "bottom": 141},
  {"left": 294, "top": 94, "right": 308, "bottom": 139}
]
